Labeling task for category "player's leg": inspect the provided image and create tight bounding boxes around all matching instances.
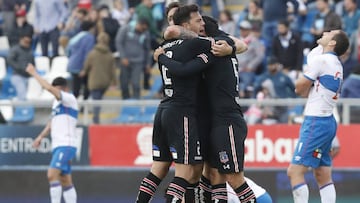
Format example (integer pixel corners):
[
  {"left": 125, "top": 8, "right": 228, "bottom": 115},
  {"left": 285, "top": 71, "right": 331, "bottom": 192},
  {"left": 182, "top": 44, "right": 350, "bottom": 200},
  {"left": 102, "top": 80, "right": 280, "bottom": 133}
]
[
  {"left": 212, "top": 117, "right": 256, "bottom": 203},
  {"left": 47, "top": 168, "right": 62, "bottom": 203},
  {"left": 164, "top": 109, "right": 203, "bottom": 203},
  {"left": 197, "top": 162, "right": 213, "bottom": 203},
  {"left": 314, "top": 166, "right": 335, "bottom": 203},
  {"left": 287, "top": 164, "right": 309, "bottom": 203},
  {"left": 209, "top": 167, "right": 228, "bottom": 203},
  {"left": 136, "top": 107, "right": 172, "bottom": 203},
  {"left": 60, "top": 174, "right": 77, "bottom": 203}
]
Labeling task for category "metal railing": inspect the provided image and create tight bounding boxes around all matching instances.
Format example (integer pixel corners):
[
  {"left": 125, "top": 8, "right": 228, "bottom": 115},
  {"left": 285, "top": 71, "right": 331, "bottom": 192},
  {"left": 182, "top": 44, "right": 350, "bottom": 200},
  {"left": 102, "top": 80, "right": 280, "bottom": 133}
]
[{"left": 1, "top": 98, "right": 360, "bottom": 125}]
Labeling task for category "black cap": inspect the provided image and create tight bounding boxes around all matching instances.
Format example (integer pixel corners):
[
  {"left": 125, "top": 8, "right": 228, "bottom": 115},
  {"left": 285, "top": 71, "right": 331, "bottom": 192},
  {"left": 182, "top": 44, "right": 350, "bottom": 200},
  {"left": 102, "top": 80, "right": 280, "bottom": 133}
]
[{"left": 51, "top": 77, "right": 67, "bottom": 87}]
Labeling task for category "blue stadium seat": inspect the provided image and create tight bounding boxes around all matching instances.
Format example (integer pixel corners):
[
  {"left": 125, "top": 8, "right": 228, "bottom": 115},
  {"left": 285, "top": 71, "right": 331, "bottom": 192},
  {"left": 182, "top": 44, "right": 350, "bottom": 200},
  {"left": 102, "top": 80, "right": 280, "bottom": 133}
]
[
  {"left": 10, "top": 106, "right": 35, "bottom": 123},
  {"left": 0, "top": 68, "right": 16, "bottom": 99},
  {"left": 112, "top": 106, "right": 142, "bottom": 123},
  {"left": 137, "top": 106, "right": 157, "bottom": 123},
  {"left": 142, "top": 76, "right": 162, "bottom": 99}
]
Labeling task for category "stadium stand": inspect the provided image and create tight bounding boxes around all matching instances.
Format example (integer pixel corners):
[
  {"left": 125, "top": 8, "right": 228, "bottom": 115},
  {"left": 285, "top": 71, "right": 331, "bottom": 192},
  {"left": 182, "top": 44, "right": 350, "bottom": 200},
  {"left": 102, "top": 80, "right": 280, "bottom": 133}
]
[{"left": 10, "top": 106, "right": 35, "bottom": 123}]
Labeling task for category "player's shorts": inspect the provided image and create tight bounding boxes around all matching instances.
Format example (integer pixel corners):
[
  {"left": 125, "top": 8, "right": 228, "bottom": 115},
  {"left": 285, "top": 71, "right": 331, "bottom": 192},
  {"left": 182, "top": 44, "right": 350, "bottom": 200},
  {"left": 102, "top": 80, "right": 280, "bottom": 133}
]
[
  {"left": 152, "top": 106, "right": 203, "bottom": 164},
  {"left": 209, "top": 113, "right": 247, "bottom": 173},
  {"left": 50, "top": 146, "right": 77, "bottom": 175},
  {"left": 291, "top": 115, "right": 337, "bottom": 168}
]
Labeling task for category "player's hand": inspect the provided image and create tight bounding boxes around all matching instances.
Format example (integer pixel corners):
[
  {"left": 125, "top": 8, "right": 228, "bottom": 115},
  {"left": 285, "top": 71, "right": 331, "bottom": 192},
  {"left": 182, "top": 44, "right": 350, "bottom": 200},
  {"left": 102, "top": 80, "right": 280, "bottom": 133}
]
[
  {"left": 32, "top": 136, "right": 42, "bottom": 149},
  {"left": 211, "top": 40, "right": 232, "bottom": 56},
  {"left": 26, "top": 63, "right": 37, "bottom": 76},
  {"left": 153, "top": 47, "right": 165, "bottom": 62}
]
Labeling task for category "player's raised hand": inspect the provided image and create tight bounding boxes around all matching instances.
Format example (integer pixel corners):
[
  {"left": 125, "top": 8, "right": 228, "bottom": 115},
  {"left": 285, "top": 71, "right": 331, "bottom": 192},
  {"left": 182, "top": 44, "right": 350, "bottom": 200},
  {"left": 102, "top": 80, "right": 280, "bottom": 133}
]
[
  {"left": 26, "top": 63, "right": 37, "bottom": 76},
  {"left": 153, "top": 47, "right": 165, "bottom": 62}
]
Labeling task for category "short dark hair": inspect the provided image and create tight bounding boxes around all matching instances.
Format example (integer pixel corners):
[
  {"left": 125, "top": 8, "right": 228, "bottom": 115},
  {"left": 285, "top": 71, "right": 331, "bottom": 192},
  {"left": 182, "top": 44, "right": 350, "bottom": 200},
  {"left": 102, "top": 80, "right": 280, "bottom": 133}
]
[
  {"left": 165, "top": 2, "right": 181, "bottom": 17},
  {"left": 137, "top": 17, "right": 149, "bottom": 26},
  {"left": 203, "top": 15, "right": 220, "bottom": 37},
  {"left": 77, "top": 8, "right": 88, "bottom": 16},
  {"left": 332, "top": 31, "right": 349, "bottom": 56},
  {"left": 173, "top": 4, "right": 200, "bottom": 25},
  {"left": 52, "top": 77, "right": 67, "bottom": 87},
  {"left": 278, "top": 19, "right": 289, "bottom": 28}
]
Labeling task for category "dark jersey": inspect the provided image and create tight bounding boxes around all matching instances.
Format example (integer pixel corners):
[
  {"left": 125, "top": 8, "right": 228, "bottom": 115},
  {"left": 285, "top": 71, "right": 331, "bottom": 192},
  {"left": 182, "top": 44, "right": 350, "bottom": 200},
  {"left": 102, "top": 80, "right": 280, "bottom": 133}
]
[
  {"left": 158, "top": 38, "right": 212, "bottom": 109},
  {"left": 158, "top": 35, "right": 242, "bottom": 114}
]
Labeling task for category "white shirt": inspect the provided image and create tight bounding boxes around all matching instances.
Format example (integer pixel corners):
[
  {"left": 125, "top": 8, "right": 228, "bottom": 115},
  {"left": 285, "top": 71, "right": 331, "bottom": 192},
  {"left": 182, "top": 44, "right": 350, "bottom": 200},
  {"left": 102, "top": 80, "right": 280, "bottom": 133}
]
[
  {"left": 227, "top": 177, "right": 267, "bottom": 203},
  {"left": 303, "top": 45, "right": 343, "bottom": 117},
  {"left": 51, "top": 91, "right": 79, "bottom": 149}
]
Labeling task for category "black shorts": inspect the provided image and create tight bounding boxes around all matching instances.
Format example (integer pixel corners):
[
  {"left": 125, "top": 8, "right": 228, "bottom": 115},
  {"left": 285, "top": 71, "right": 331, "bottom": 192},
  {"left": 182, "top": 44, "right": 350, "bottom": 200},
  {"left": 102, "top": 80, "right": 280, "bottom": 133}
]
[
  {"left": 152, "top": 106, "right": 203, "bottom": 164},
  {"left": 208, "top": 113, "right": 247, "bottom": 173}
]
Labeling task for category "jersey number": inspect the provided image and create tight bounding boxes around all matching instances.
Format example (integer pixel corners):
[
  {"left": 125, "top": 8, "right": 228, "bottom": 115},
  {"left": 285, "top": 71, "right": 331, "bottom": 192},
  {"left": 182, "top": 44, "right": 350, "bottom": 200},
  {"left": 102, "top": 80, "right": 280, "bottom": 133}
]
[
  {"left": 161, "top": 51, "right": 173, "bottom": 85},
  {"left": 231, "top": 58, "right": 239, "bottom": 91}
]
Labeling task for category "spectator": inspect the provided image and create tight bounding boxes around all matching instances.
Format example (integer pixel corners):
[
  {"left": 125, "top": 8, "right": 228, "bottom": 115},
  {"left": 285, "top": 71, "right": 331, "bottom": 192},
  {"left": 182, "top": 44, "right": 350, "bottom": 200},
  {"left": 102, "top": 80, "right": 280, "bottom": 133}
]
[
  {"left": 7, "top": 34, "right": 35, "bottom": 100},
  {"left": 116, "top": 18, "right": 151, "bottom": 99},
  {"left": 341, "top": 64, "right": 360, "bottom": 122},
  {"left": 236, "top": 20, "right": 265, "bottom": 98},
  {"left": 112, "top": 0, "right": 131, "bottom": 26},
  {"left": 254, "top": 57, "right": 296, "bottom": 123},
  {"left": 235, "top": 0, "right": 263, "bottom": 37},
  {"left": 272, "top": 19, "right": 303, "bottom": 83},
  {"left": 343, "top": 0, "right": 360, "bottom": 37},
  {"left": 187, "top": 0, "right": 223, "bottom": 19},
  {"left": 135, "top": 0, "right": 160, "bottom": 38},
  {"left": 81, "top": 32, "right": 116, "bottom": 124},
  {"left": 342, "top": 64, "right": 360, "bottom": 98},
  {"left": 34, "top": 0, "right": 68, "bottom": 57},
  {"left": 67, "top": 21, "right": 96, "bottom": 100},
  {"left": 260, "top": 0, "right": 298, "bottom": 53},
  {"left": 8, "top": 9, "right": 34, "bottom": 47},
  {"left": 97, "top": 4, "right": 120, "bottom": 52},
  {"left": 2, "top": 0, "right": 27, "bottom": 36},
  {"left": 219, "top": 9, "right": 236, "bottom": 36},
  {"left": 310, "top": 0, "right": 342, "bottom": 47}
]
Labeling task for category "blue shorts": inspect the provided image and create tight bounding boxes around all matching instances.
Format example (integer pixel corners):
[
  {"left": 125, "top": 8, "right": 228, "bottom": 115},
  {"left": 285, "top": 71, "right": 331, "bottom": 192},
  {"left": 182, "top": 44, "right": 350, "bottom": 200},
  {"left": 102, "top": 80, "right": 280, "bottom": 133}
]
[
  {"left": 50, "top": 146, "right": 77, "bottom": 175},
  {"left": 291, "top": 115, "right": 337, "bottom": 168}
]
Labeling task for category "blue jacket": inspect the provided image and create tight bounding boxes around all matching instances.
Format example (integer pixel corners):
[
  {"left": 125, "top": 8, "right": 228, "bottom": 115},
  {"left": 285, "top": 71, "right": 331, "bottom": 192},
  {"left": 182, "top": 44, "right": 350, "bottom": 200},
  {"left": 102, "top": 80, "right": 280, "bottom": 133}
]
[{"left": 67, "top": 31, "right": 96, "bottom": 74}]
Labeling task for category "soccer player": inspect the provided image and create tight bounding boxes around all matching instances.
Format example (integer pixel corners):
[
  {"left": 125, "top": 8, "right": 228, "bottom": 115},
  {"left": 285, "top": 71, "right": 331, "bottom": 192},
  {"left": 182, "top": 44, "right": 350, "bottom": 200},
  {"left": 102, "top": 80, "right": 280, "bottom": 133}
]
[
  {"left": 136, "top": 5, "right": 216, "bottom": 203},
  {"left": 26, "top": 64, "right": 79, "bottom": 203},
  {"left": 153, "top": 15, "right": 256, "bottom": 203},
  {"left": 287, "top": 30, "right": 349, "bottom": 203}
]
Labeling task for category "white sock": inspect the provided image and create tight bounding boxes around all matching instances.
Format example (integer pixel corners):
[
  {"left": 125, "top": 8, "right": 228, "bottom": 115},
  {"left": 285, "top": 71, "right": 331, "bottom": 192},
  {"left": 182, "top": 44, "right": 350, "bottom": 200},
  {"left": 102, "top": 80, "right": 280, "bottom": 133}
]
[
  {"left": 292, "top": 183, "right": 309, "bottom": 203},
  {"left": 320, "top": 183, "right": 336, "bottom": 203},
  {"left": 63, "top": 185, "right": 77, "bottom": 203},
  {"left": 50, "top": 181, "right": 62, "bottom": 203}
]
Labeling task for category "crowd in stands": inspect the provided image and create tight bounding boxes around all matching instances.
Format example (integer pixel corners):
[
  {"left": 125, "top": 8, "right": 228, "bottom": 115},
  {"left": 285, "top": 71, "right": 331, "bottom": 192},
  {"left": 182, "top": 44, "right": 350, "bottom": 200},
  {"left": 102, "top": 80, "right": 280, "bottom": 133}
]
[{"left": 0, "top": 0, "right": 360, "bottom": 124}]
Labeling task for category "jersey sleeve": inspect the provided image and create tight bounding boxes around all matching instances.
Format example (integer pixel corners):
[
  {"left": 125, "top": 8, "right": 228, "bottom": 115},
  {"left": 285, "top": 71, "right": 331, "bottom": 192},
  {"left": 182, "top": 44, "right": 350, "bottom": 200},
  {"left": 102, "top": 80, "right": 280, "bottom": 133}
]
[
  {"left": 187, "top": 37, "right": 212, "bottom": 54},
  {"left": 214, "top": 35, "right": 235, "bottom": 46},
  {"left": 158, "top": 52, "right": 215, "bottom": 76},
  {"left": 60, "top": 91, "right": 78, "bottom": 108},
  {"left": 303, "top": 56, "right": 323, "bottom": 81}
]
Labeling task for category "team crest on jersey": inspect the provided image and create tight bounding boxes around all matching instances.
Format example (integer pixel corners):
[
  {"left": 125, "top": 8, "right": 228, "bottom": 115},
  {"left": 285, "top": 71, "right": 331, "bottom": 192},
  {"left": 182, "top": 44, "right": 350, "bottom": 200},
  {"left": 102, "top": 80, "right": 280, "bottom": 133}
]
[{"left": 219, "top": 151, "right": 229, "bottom": 163}]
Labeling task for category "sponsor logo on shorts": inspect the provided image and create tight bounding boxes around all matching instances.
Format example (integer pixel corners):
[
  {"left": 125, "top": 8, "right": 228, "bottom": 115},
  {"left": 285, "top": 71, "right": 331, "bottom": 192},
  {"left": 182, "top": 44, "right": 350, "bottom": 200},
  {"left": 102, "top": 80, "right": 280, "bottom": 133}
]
[
  {"left": 170, "top": 147, "right": 177, "bottom": 159},
  {"left": 219, "top": 151, "right": 229, "bottom": 163},
  {"left": 194, "top": 156, "right": 202, "bottom": 161},
  {"left": 295, "top": 156, "right": 301, "bottom": 161},
  {"left": 56, "top": 162, "right": 61, "bottom": 167},
  {"left": 153, "top": 150, "right": 160, "bottom": 157},
  {"left": 312, "top": 149, "right": 322, "bottom": 159}
]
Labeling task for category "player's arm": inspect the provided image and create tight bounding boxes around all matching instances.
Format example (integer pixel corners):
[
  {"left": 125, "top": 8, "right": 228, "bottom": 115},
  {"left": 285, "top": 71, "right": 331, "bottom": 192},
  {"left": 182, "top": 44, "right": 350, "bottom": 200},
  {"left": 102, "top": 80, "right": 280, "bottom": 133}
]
[
  {"left": 294, "top": 74, "right": 313, "bottom": 97},
  {"left": 163, "top": 25, "right": 198, "bottom": 40},
  {"left": 154, "top": 48, "right": 214, "bottom": 76},
  {"left": 32, "top": 121, "right": 51, "bottom": 148},
  {"left": 26, "top": 63, "right": 61, "bottom": 100}
]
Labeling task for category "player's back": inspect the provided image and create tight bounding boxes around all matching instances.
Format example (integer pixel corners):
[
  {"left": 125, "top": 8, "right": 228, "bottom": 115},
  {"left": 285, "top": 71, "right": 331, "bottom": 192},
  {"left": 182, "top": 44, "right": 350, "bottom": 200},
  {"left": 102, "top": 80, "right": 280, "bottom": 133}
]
[
  {"left": 204, "top": 36, "right": 242, "bottom": 115},
  {"left": 159, "top": 38, "right": 211, "bottom": 109}
]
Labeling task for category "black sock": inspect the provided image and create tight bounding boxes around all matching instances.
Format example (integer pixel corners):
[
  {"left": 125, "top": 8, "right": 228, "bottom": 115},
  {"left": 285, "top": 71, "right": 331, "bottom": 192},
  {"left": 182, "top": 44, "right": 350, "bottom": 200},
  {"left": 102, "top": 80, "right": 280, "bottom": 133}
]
[
  {"left": 198, "top": 175, "right": 212, "bottom": 203},
  {"left": 136, "top": 172, "right": 162, "bottom": 203},
  {"left": 211, "top": 183, "right": 227, "bottom": 203},
  {"left": 234, "top": 182, "right": 256, "bottom": 203},
  {"left": 165, "top": 177, "right": 189, "bottom": 203},
  {"left": 184, "top": 182, "right": 199, "bottom": 203}
]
